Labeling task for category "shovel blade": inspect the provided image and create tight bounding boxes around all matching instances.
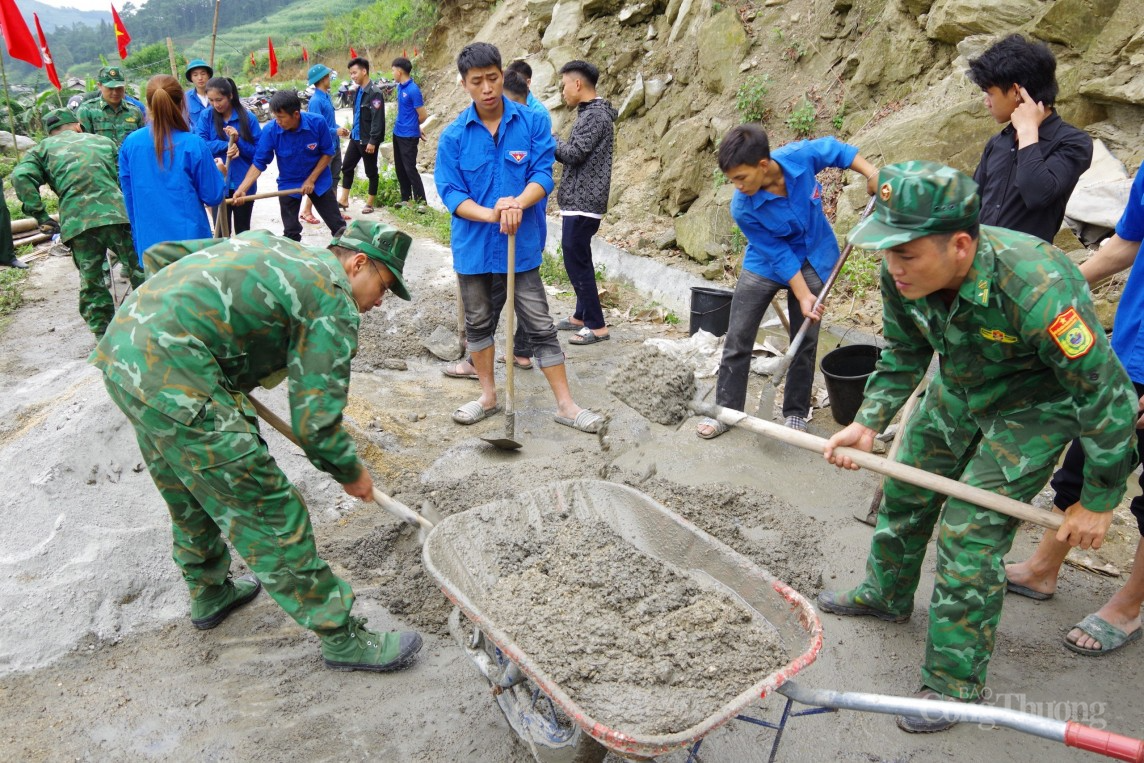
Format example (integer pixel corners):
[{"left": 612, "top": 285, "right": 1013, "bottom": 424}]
[{"left": 481, "top": 436, "right": 523, "bottom": 450}]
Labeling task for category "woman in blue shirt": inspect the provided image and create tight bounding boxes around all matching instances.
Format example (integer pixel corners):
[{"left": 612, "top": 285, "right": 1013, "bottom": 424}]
[
  {"left": 119, "top": 74, "right": 226, "bottom": 262},
  {"left": 197, "top": 77, "right": 262, "bottom": 234}
]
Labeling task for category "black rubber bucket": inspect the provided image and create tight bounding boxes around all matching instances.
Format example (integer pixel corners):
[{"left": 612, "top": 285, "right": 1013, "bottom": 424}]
[
  {"left": 820, "top": 344, "right": 879, "bottom": 425},
  {"left": 689, "top": 286, "right": 734, "bottom": 337}
]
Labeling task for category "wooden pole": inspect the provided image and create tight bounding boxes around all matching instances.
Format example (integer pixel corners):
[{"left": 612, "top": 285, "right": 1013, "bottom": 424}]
[
  {"left": 209, "top": 0, "right": 221, "bottom": 68},
  {"left": 165, "top": 37, "right": 178, "bottom": 78},
  {"left": 0, "top": 55, "right": 21, "bottom": 160}
]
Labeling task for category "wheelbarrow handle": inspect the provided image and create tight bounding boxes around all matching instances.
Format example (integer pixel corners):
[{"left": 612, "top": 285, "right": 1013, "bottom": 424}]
[{"left": 777, "top": 680, "right": 1143, "bottom": 762}]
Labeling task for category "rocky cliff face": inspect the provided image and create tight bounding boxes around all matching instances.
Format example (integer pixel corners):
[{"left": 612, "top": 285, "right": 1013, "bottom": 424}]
[{"left": 418, "top": 0, "right": 1144, "bottom": 263}]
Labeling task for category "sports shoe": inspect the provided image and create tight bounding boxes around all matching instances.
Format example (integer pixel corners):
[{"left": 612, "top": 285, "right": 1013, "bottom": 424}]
[
  {"left": 785, "top": 415, "right": 807, "bottom": 431},
  {"left": 895, "top": 686, "right": 981, "bottom": 733},
  {"left": 321, "top": 616, "right": 423, "bottom": 672},
  {"left": 190, "top": 574, "right": 262, "bottom": 630}
]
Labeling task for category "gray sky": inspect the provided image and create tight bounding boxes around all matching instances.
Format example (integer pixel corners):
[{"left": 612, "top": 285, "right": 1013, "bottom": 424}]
[{"left": 36, "top": 0, "right": 150, "bottom": 12}]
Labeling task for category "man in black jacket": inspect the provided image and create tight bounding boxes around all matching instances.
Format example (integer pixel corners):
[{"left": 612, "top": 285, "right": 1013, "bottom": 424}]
[
  {"left": 967, "top": 34, "right": 1092, "bottom": 243},
  {"left": 553, "top": 60, "right": 617, "bottom": 346},
  {"left": 337, "top": 56, "right": 386, "bottom": 214}
]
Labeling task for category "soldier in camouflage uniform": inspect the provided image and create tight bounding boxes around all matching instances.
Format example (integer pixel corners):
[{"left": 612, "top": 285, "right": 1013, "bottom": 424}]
[
  {"left": 90, "top": 221, "right": 423, "bottom": 673},
  {"left": 11, "top": 108, "right": 142, "bottom": 336},
  {"left": 817, "top": 162, "right": 1138, "bottom": 732},
  {"left": 77, "top": 67, "right": 144, "bottom": 147}
]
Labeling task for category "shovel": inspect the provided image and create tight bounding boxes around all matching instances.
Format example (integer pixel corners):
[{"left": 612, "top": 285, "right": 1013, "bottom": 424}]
[
  {"left": 227, "top": 188, "right": 305, "bottom": 204},
  {"left": 755, "top": 195, "right": 876, "bottom": 421},
  {"left": 692, "top": 398, "right": 1064, "bottom": 531},
  {"left": 247, "top": 393, "right": 436, "bottom": 536},
  {"left": 481, "top": 233, "right": 523, "bottom": 450},
  {"left": 213, "top": 135, "right": 237, "bottom": 237}
]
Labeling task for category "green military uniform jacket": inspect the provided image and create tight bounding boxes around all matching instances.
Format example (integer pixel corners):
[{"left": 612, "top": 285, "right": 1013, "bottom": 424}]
[
  {"left": 856, "top": 226, "right": 1137, "bottom": 512},
  {"left": 90, "top": 230, "right": 363, "bottom": 484},
  {"left": 11, "top": 131, "right": 129, "bottom": 243},
  {"left": 77, "top": 98, "right": 144, "bottom": 146}
]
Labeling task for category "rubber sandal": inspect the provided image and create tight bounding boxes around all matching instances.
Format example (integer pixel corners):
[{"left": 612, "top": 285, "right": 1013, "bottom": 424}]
[
  {"left": 696, "top": 417, "right": 729, "bottom": 440},
  {"left": 452, "top": 400, "right": 501, "bottom": 425},
  {"left": 442, "top": 362, "right": 479, "bottom": 380},
  {"left": 341, "top": 212, "right": 352, "bottom": 221},
  {"left": 1064, "top": 613, "right": 1143, "bottom": 656},
  {"left": 555, "top": 318, "right": 583, "bottom": 331},
  {"left": 554, "top": 409, "right": 603, "bottom": 434},
  {"left": 361, "top": 205, "right": 375, "bottom": 214},
  {"left": 569, "top": 327, "right": 610, "bottom": 345},
  {"left": 1006, "top": 581, "right": 1053, "bottom": 601},
  {"left": 496, "top": 355, "right": 534, "bottom": 370},
  {"left": 299, "top": 212, "right": 320, "bottom": 225}
]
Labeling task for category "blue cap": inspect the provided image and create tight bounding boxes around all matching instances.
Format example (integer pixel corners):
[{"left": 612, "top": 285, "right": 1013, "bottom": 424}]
[
  {"left": 307, "top": 64, "right": 332, "bottom": 86},
  {"left": 184, "top": 58, "right": 213, "bottom": 82}
]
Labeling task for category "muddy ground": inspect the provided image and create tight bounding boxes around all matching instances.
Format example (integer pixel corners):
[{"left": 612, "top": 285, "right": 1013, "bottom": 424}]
[{"left": 1, "top": 176, "right": 1141, "bottom": 761}]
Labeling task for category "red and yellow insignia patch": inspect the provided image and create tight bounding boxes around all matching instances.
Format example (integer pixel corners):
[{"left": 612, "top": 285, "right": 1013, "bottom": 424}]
[{"left": 1048, "top": 307, "right": 1094, "bottom": 359}]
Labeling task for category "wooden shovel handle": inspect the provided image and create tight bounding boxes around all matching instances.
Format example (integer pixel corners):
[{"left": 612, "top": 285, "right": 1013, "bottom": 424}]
[{"left": 227, "top": 188, "right": 305, "bottom": 204}]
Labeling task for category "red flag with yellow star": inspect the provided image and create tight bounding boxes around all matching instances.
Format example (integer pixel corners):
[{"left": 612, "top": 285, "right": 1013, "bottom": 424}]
[{"left": 111, "top": 4, "right": 130, "bottom": 59}]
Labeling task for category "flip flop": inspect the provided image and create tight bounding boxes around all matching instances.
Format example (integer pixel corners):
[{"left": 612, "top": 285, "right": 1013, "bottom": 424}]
[
  {"left": 1006, "top": 581, "right": 1053, "bottom": 600},
  {"left": 452, "top": 400, "right": 501, "bottom": 425},
  {"left": 361, "top": 205, "right": 375, "bottom": 214},
  {"left": 554, "top": 409, "right": 603, "bottom": 434},
  {"left": 299, "top": 212, "right": 321, "bottom": 225},
  {"left": 496, "top": 355, "right": 534, "bottom": 370},
  {"left": 1064, "top": 613, "right": 1143, "bottom": 656},
  {"left": 442, "top": 362, "right": 479, "bottom": 380},
  {"left": 696, "top": 417, "right": 730, "bottom": 440},
  {"left": 555, "top": 318, "right": 583, "bottom": 331},
  {"left": 569, "top": 327, "right": 610, "bottom": 345}
]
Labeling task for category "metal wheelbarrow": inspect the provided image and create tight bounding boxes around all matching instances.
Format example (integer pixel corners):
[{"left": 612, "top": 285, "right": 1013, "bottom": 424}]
[{"left": 422, "top": 480, "right": 1143, "bottom": 762}]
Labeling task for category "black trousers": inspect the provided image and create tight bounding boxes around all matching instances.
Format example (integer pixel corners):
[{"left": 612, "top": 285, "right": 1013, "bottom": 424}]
[
  {"left": 392, "top": 135, "right": 426, "bottom": 202},
  {"left": 561, "top": 214, "right": 604, "bottom": 329},
  {"left": 223, "top": 190, "right": 254, "bottom": 234},
  {"left": 279, "top": 188, "right": 346, "bottom": 241},
  {"left": 341, "top": 138, "right": 378, "bottom": 196}
]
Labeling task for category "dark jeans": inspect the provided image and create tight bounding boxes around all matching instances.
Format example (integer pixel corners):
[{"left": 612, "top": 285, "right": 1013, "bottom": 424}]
[
  {"left": 340, "top": 138, "right": 378, "bottom": 196},
  {"left": 715, "top": 263, "right": 824, "bottom": 419},
  {"left": 561, "top": 215, "right": 604, "bottom": 330},
  {"left": 223, "top": 190, "right": 254, "bottom": 235},
  {"left": 1050, "top": 380, "right": 1144, "bottom": 536},
  {"left": 392, "top": 135, "right": 426, "bottom": 203},
  {"left": 279, "top": 188, "right": 346, "bottom": 241},
  {"left": 457, "top": 268, "right": 562, "bottom": 367}
]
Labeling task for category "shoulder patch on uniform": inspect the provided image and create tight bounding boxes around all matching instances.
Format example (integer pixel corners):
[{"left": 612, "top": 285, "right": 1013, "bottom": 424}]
[
  {"left": 371, "top": 99, "right": 382, "bottom": 109},
  {"left": 1048, "top": 307, "right": 1094, "bottom": 359},
  {"left": 980, "top": 327, "right": 1017, "bottom": 344}
]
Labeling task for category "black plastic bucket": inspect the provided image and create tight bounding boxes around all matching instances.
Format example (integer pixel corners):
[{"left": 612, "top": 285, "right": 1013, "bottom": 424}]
[
  {"left": 820, "top": 344, "right": 879, "bottom": 425},
  {"left": 689, "top": 286, "right": 734, "bottom": 337}
]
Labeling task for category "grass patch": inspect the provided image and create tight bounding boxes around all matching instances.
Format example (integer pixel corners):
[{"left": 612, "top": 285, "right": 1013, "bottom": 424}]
[
  {"left": 840, "top": 249, "right": 881, "bottom": 299},
  {"left": 390, "top": 205, "right": 450, "bottom": 245},
  {"left": 539, "top": 250, "right": 571, "bottom": 289},
  {"left": 0, "top": 266, "right": 30, "bottom": 328}
]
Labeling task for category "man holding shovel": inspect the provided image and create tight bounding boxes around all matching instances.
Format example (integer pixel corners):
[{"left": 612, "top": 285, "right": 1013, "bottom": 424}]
[
  {"left": 90, "top": 221, "right": 423, "bottom": 673},
  {"left": 435, "top": 42, "right": 602, "bottom": 434},
  {"left": 820, "top": 161, "right": 1138, "bottom": 732}
]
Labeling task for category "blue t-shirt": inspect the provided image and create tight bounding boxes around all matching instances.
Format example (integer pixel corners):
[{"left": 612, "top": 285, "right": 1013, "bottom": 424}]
[
  {"left": 307, "top": 88, "right": 339, "bottom": 142},
  {"left": 393, "top": 79, "right": 424, "bottom": 138},
  {"left": 731, "top": 137, "right": 859, "bottom": 285},
  {"left": 253, "top": 111, "right": 336, "bottom": 198},
  {"left": 118, "top": 127, "right": 226, "bottom": 260},
  {"left": 1110, "top": 170, "right": 1144, "bottom": 382},
  {"left": 196, "top": 107, "right": 262, "bottom": 192},
  {"left": 434, "top": 97, "right": 555, "bottom": 275}
]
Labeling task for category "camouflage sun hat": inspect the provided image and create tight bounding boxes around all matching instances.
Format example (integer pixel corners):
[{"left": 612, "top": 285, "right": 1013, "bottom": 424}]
[
  {"left": 42, "top": 108, "right": 80, "bottom": 133},
  {"left": 98, "top": 66, "right": 126, "bottom": 87},
  {"left": 847, "top": 161, "right": 980, "bottom": 250},
  {"left": 332, "top": 220, "right": 412, "bottom": 301}
]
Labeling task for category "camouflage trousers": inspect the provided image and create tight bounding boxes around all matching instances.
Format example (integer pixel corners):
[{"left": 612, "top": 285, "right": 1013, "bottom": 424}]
[
  {"left": 71, "top": 224, "right": 144, "bottom": 336},
  {"left": 103, "top": 378, "right": 355, "bottom": 633},
  {"left": 852, "top": 376, "right": 1076, "bottom": 699}
]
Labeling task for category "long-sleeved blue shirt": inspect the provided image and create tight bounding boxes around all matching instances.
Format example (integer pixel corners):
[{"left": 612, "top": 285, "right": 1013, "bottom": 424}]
[
  {"left": 252, "top": 111, "right": 336, "bottom": 199},
  {"left": 1110, "top": 170, "right": 1144, "bottom": 382},
  {"left": 731, "top": 137, "right": 859, "bottom": 284},
  {"left": 185, "top": 89, "right": 209, "bottom": 129},
  {"left": 434, "top": 97, "right": 555, "bottom": 274},
  {"left": 307, "top": 88, "right": 339, "bottom": 142},
  {"left": 119, "top": 127, "right": 226, "bottom": 260},
  {"left": 196, "top": 107, "right": 262, "bottom": 192}
]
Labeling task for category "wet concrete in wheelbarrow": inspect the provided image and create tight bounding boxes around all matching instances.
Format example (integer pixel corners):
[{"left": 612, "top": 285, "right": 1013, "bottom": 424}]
[{"left": 1, "top": 202, "right": 1141, "bottom": 761}]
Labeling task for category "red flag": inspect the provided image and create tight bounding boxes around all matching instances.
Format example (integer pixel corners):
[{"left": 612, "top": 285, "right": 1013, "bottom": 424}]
[
  {"left": 302, "top": 46, "right": 308, "bottom": 62},
  {"left": 349, "top": 46, "right": 357, "bottom": 58},
  {"left": 111, "top": 4, "right": 130, "bottom": 59},
  {"left": 33, "top": 14, "right": 59, "bottom": 89},
  {"left": 267, "top": 37, "right": 277, "bottom": 76},
  {"left": 0, "top": 0, "right": 43, "bottom": 67},
  {"left": 413, "top": 47, "right": 418, "bottom": 57},
  {"left": 250, "top": 52, "right": 255, "bottom": 68}
]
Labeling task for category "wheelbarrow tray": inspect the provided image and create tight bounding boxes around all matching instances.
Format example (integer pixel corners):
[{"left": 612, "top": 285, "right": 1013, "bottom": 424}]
[{"left": 422, "top": 479, "right": 823, "bottom": 759}]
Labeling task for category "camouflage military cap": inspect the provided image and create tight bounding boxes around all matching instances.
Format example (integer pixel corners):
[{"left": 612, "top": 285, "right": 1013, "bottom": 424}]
[
  {"left": 99, "top": 67, "right": 126, "bottom": 87},
  {"left": 42, "top": 108, "right": 79, "bottom": 133},
  {"left": 331, "top": 220, "right": 412, "bottom": 301},
  {"left": 848, "top": 161, "right": 980, "bottom": 250}
]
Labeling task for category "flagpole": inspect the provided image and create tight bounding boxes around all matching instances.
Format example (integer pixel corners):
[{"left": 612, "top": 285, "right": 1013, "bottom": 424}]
[
  {"left": 0, "top": 54, "right": 20, "bottom": 160},
  {"left": 209, "top": 0, "right": 220, "bottom": 68}
]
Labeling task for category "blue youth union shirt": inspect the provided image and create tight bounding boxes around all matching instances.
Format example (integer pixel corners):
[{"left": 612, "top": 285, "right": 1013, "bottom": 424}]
[
  {"left": 394, "top": 79, "right": 424, "bottom": 138},
  {"left": 253, "top": 111, "right": 336, "bottom": 198},
  {"left": 1110, "top": 170, "right": 1144, "bottom": 382},
  {"left": 196, "top": 107, "right": 262, "bottom": 192},
  {"left": 434, "top": 97, "right": 555, "bottom": 275}
]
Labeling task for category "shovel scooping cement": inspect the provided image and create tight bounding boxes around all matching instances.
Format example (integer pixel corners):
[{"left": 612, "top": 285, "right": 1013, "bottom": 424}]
[{"left": 481, "top": 233, "right": 523, "bottom": 451}]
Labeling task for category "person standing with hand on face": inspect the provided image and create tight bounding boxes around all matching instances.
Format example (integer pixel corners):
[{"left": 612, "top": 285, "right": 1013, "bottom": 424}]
[
  {"left": 966, "top": 34, "right": 1092, "bottom": 243},
  {"left": 336, "top": 56, "right": 385, "bottom": 215}
]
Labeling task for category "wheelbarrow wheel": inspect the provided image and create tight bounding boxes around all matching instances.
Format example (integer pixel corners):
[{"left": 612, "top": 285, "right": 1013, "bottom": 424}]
[{"left": 449, "top": 608, "right": 607, "bottom": 763}]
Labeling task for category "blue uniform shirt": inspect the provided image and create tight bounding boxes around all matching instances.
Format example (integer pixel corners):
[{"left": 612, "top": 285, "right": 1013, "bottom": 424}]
[
  {"left": 394, "top": 79, "right": 424, "bottom": 138},
  {"left": 253, "top": 111, "right": 336, "bottom": 199},
  {"left": 525, "top": 90, "right": 552, "bottom": 133},
  {"left": 185, "top": 89, "right": 209, "bottom": 128},
  {"left": 196, "top": 107, "right": 262, "bottom": 192},
  {"left": 435, "top": 97, "right": 555, "bottom": 275},
  {"left": 351, "top": 86, "right": 364, "bottom": 141},
  {"left": 1110, "top": 170, "right": 1144, "bottom": 382},
  {"left": 307, "top": 88, "right": 339, "bottom": 142},
  {"left": 731, "top": 137, "right": 859, "bottom": 284},
  {"left": 118, "top": 127, "right": 226, "bottom": 260}
]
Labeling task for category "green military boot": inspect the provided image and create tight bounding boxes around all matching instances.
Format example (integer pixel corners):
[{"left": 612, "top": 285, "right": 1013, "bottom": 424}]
[
  {"left": 190, "top": 574, "right": 262, "bottom": 630},
  {"left": 321, "top": 616, "right": 423, "bottom": 672}
]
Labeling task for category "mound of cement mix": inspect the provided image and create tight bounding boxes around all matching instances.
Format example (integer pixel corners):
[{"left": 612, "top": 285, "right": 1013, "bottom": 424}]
[
  {"left": 476, "top": 513, "right": 789, "bottom": 736},
  {"left": 607, "top": 345, "right": 696, "bottom": 426}
]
